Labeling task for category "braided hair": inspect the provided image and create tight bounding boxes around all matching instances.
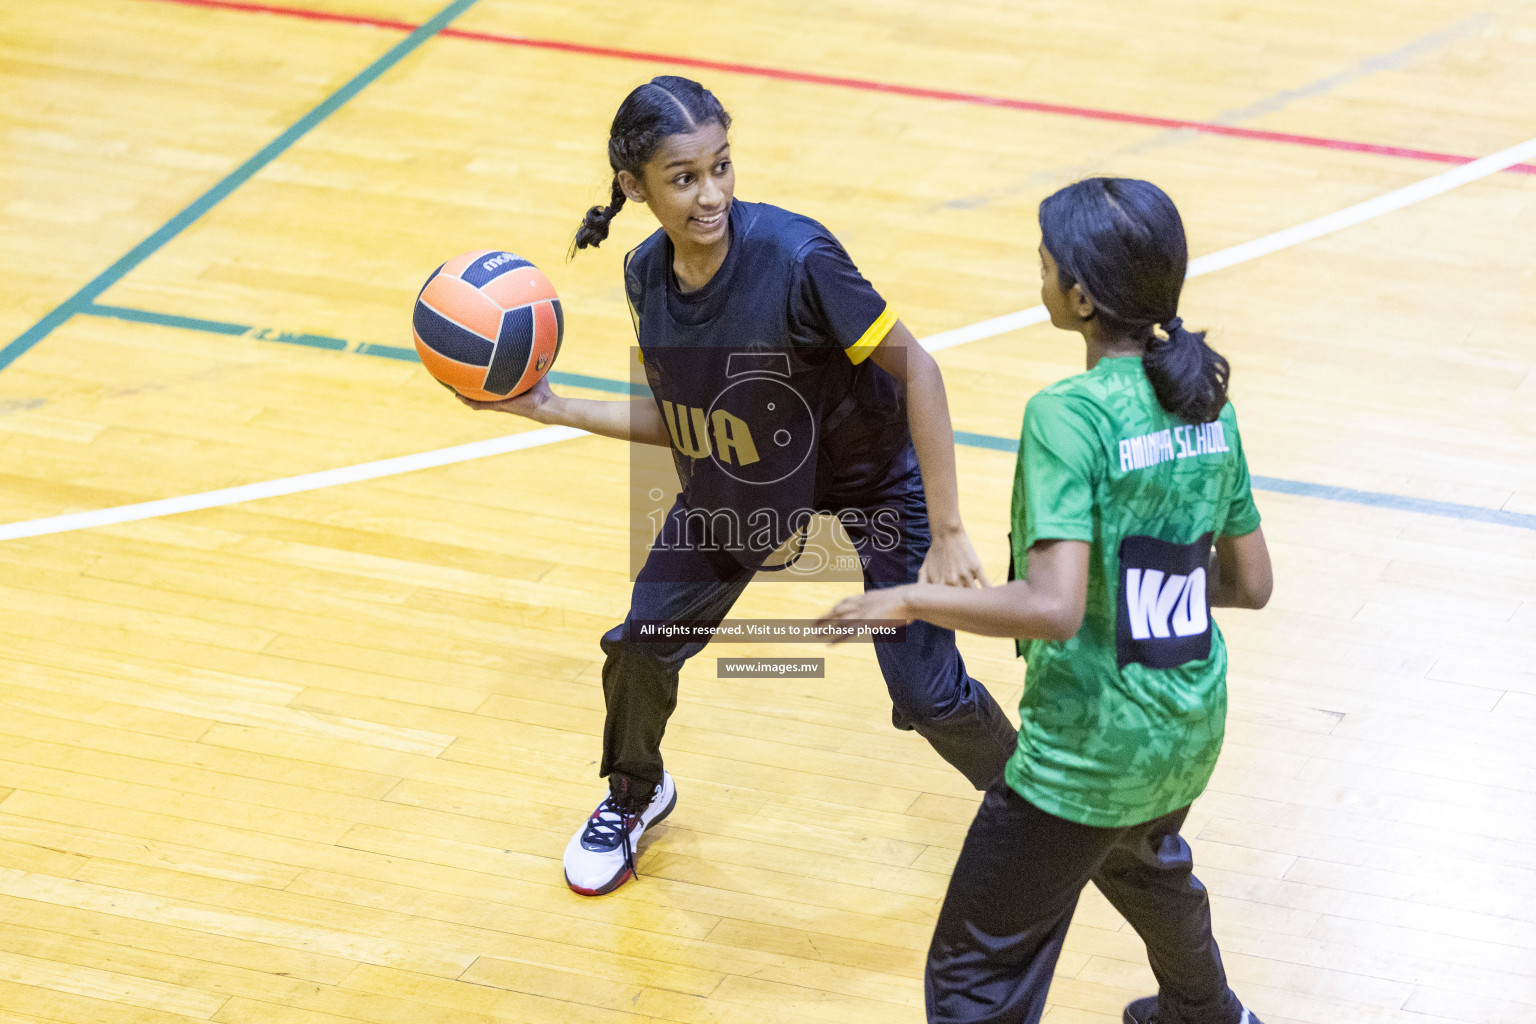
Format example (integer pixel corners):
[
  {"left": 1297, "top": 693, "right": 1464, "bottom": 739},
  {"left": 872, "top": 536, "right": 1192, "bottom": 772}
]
[
  {"left": 1039, "top": 177, "right": 1230, "bottom": 423},
  {"left": 571, "top": 76, "right": 732, "bottom": 253}
]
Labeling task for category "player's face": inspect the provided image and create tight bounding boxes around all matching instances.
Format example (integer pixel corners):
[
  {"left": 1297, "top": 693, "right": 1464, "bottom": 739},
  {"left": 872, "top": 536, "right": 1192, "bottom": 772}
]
[
  {"left": 1039, "top": 243, "right": 1090, "bottom": 330},
  {"left": 1040, "top": 244, "right": 1069, "bottom": 327},
  {"left": 638, "top": 123, "right": 734, "bottom": 248}
]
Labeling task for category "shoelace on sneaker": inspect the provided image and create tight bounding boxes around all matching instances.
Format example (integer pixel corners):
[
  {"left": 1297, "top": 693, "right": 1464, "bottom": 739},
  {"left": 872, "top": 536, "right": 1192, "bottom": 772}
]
[{"left": 581, "top": 798, "right": 639, "bottom": 880}]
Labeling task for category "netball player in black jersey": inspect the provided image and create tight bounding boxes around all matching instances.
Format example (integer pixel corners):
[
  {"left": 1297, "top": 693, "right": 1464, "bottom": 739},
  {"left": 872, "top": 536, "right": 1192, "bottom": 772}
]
[{"left": 461, "top": 75, "right": 1016, "bottom": 896}]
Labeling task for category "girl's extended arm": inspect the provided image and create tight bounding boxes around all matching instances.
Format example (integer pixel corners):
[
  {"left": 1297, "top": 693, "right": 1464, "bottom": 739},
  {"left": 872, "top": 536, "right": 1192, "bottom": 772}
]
[
  {"left": 868, "top": 321, "right": 987, "bottom": 586},
  {"left": 819, "top": 539, "right": 1090, "bottom": 643},
  {"left": 823, "top": 525, "right": 1272, "bottom": 644},
  {"left": 1208, "top": 526, "right": 1272, "bottom": 609},
  {"left": 456, "top": 376, "right": 671, "bottom": 446}
]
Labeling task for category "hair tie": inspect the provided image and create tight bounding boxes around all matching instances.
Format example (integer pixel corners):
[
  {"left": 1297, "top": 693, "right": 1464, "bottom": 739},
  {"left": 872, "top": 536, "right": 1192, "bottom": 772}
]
[{"left": 1150, "top": 317, "right": 1183, "bottom": 344}]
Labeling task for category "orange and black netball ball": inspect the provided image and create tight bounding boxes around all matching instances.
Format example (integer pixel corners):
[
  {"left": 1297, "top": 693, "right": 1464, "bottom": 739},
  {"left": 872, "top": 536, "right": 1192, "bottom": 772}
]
[{"left": 413, "top": 250, "right": 563, "bottom": 400}]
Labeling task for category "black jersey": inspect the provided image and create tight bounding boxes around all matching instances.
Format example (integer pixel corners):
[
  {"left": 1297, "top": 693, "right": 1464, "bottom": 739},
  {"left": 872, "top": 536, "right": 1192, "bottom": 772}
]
[{"left": 625, "top": 200, "right": 909, "bottom": 564}]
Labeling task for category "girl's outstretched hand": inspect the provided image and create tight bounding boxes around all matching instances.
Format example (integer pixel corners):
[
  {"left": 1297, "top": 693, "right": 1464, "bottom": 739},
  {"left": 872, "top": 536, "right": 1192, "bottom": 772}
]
[
  {"left": 920, "top": 529, "right": 989, "bottom": 587},
  {"left": 453, "top": 375, "right": 554, "bottom": 420},
  {"left": 815, "top": 585, "right": 915, "bottom": 646}
]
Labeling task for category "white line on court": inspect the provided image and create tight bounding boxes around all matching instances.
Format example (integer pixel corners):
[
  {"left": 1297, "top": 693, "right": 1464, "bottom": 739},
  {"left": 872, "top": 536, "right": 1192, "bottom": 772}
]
[
  {"left": 920, "top": 133, "right": 1536, "bottom": 352},
  {"left": 3, "top": 134, "right": 1533, "bottom": 542},
  {"left": 0, "top": 426, "right": 588, "bottom": 541}
]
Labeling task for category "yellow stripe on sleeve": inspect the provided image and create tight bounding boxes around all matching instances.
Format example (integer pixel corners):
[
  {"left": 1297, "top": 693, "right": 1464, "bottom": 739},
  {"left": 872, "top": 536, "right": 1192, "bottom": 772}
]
[{"left": 846, "top": 304, "right": 898, "bottom": 365}]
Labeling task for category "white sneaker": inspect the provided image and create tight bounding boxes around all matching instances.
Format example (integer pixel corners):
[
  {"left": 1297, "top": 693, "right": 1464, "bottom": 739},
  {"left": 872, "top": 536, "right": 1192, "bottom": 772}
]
[{"left": 563, "top": 772, "right": 676, "bottom": 896}]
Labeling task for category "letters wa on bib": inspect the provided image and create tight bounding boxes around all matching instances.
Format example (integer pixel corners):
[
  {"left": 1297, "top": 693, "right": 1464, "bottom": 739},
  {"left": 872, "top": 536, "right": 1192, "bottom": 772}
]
[
  {"left": 1008, "top": 355, "right": 1263, "bottom": 828},
  {"left": 625, "top": 199, "right": 910, "bottom": 566}
]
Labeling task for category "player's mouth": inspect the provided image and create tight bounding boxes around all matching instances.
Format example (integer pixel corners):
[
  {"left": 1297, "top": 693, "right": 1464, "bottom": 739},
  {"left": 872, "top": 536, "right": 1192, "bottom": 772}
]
[{"left": 690, "top": 208, "right": 726, "bottom": 231}]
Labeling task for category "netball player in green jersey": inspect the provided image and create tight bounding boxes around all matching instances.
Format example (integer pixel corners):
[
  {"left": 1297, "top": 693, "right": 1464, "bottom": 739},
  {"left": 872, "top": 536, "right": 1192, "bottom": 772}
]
[{"left": 820, "top": 177, "right": 1273, "bottom": 1024}]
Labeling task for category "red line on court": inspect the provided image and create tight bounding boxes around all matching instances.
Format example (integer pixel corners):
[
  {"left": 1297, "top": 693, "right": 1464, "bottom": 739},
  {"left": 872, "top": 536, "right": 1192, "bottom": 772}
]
[
  {"left": 146, "top": 0, "right": 1536, "bottom": 176},
  {"left": 147, "top": 0, "right": 418, "bottom": 31}
]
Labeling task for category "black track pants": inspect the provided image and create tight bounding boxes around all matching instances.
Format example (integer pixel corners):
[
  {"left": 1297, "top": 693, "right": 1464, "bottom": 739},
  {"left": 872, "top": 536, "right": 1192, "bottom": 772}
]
[
  {"left": 927, "top": 779, "right": 1243, "bottom": 1024},
  {"left": 599, "top": 452, "right": 1018, "bottom": 798}
]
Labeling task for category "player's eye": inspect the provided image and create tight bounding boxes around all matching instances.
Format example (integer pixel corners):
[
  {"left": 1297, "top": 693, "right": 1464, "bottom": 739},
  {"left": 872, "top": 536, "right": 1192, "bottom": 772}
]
[{"left": 714, "top": 160, "right": 731, "bottom": 174}]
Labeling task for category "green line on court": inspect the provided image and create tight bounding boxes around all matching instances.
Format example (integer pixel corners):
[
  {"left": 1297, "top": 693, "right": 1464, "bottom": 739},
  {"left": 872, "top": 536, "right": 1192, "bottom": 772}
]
[
  {"left": 0, "top": 0, "right": 481, "bottom": 374},
  {"left": 77, "top": 302, "right": 638, "bottom": 395},
  {"left": 87, "top": 304, "right": 249, "bottom": 336}
]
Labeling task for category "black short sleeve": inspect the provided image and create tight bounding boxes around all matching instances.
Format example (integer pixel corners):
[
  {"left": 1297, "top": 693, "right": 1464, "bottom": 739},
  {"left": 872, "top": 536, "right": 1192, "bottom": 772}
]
[{"left": 787, "top": 241, "right": 895, "bottom": 364}]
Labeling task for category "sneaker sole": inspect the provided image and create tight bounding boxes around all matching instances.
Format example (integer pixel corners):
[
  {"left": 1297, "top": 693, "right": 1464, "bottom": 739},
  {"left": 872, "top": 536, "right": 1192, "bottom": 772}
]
[{"left": 564, "top": 782, "right": 679, "bottom": 897}]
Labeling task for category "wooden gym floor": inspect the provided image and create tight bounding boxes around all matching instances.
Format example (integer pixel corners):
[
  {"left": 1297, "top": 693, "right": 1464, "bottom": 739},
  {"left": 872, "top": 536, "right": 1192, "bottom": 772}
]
[{"left": 3, "top": 0, "right": 1536, "bottom": 1021}]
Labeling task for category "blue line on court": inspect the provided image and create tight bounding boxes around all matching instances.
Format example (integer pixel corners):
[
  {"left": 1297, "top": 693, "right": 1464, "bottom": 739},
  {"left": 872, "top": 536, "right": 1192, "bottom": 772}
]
[
  {"left": 71, "top": 301, "right": 1536, "bottom": 533},
  {"left": 0, "top": 0, "right": 481, "bottom": 375},
  {"left": 87, "top": 303, "right": 250, "bottom": 336},
  {"left": 545, "top": 370, "right": 642, "bottom": 396},
  {"left": 1245, "top": 476, "right": 1536, "bottom": 531},
  {"left": 953, "top": 430, "right": 1018, "bottom": 452},
  {"left": 964, "top": 431, "right": 1535, "bottom": 530},
  {"left": 77, "top": 302, "right": 642, "bottom": 396},
  {"left": 355, "top": 342, "right": 418, "bottom": 361}
]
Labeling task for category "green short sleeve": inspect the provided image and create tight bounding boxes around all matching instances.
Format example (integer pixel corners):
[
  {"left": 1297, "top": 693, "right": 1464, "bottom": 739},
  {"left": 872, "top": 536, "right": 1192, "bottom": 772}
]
[
  {"left": 1020, "top": 391, "right": 1100, "bottom": 547},
  {"left": 1220, "top": 406, "right": 1262, "bottom": 538}
]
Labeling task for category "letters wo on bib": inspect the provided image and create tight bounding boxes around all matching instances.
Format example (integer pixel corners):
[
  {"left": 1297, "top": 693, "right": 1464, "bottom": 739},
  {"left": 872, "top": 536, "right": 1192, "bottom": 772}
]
[{"left": 1116, "top": 532, "right": 1213, "bottom": 669}]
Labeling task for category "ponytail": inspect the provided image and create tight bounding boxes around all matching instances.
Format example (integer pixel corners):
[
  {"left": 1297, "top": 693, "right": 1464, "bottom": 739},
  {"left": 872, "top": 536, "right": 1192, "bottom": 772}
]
[
  {"left": 1038, "top": 178, "right": 1230, "bottom": 423},
  {"left": 1141, "top": 317, "right": 1230, "bottom": 424},
  {"left": 570, "top": 76, "right": 731, "bottom": 255},
  {"left": 571, "top": 177, "right": 626, "bottom": 255}
]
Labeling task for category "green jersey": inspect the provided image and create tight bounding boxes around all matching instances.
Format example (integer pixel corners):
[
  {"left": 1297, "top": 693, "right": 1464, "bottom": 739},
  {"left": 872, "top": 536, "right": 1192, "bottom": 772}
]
[{"left": 1006, "top": 356, "right": 1262, "bottom": 828}]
